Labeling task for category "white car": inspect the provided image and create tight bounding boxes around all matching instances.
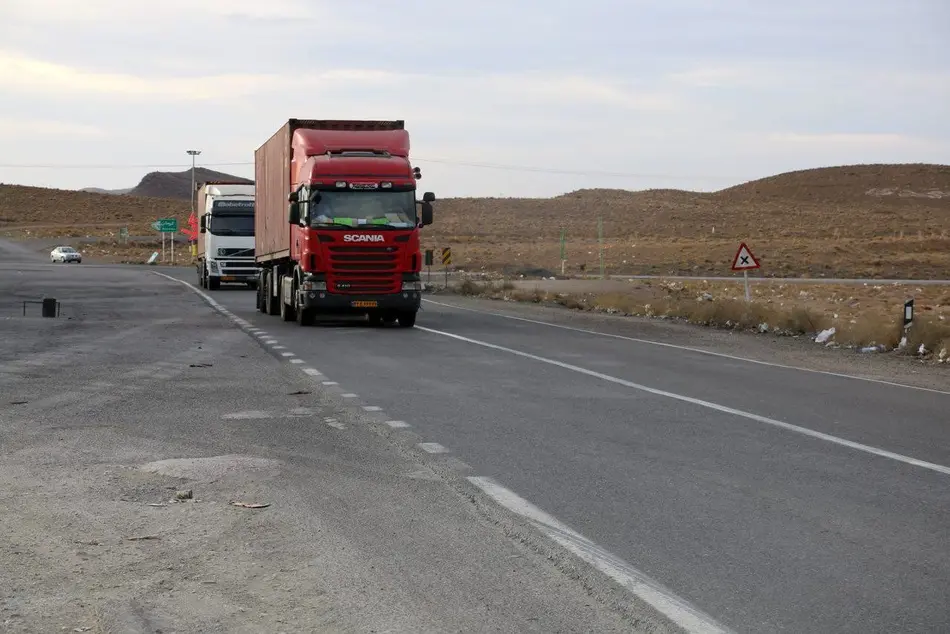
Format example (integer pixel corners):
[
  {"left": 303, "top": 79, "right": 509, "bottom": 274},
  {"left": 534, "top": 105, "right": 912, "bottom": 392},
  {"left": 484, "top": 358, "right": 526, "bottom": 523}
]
[{"left": 50, "top": 246, "right": 82, "bottom": 263}]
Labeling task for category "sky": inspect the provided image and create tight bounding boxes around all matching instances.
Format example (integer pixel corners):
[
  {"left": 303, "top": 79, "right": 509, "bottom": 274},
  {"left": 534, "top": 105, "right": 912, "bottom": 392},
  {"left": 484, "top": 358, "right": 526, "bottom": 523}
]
[{"left": 0, "top": 0, "right": 947, "bottom": 198}]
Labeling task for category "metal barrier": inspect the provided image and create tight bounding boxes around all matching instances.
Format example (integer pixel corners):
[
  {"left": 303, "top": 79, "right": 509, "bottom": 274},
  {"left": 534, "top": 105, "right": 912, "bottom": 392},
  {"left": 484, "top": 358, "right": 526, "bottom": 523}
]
[{"left": 22, "top": 298, "right": 61, "bottom": 318}]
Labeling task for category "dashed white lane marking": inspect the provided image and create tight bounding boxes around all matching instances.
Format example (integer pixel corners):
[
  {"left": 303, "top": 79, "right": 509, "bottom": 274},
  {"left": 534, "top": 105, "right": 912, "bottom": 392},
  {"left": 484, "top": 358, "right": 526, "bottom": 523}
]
[
  {"left": 468, "top": 476, "right": 733, "bottom": 634},
  {"left": 303, "top": 368, "right": 322, "bottom": 377},
  {"left": 223, "top": 410, "right": 271, "bottom": 420},
  {"left": 418, "top": 442, "right": 449, "bottom": 454},
  {"left": 416, "top": 326, "right": 950, "bottom": 477},
  {"left": 386, "top": 420, "right": 410, "bottom": 429},
  {"left": 280, "top": 352, "right": 295, "bottom": 357},
  {"left": 270, "top": 344, "right": 285, "bottom": 348},
  {"left": 423, "top": 299, "right": 950, "bottom": 397},
  {"left": 341, "top": 393, "right": 358, "bottom": 398},
  {"left": 322, "top": 381, "right": 338, "bottom": 386},
  {"left": 363, "top": 405, "right": 382, "bottom": 412},
  {"left": 290, "top": 359, "right": 305, "bottom": 364}
]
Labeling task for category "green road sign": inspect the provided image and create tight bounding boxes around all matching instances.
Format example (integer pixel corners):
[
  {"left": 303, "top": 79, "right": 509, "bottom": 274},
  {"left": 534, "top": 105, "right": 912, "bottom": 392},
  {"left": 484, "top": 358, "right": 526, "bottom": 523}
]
[{"left": 151, "top": 218, "right": 178, "bottom": 232}]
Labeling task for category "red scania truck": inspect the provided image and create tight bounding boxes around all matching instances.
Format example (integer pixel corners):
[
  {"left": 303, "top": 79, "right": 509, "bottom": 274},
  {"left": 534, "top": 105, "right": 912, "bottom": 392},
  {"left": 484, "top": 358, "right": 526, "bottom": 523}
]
[{"left": 254, "top": 119, "right": 434, "bottom": 327}]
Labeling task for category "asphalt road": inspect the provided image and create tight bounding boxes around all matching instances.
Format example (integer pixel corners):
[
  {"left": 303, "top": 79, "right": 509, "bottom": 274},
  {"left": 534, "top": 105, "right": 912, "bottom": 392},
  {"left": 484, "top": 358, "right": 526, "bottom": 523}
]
[
  {"left": 0, "top": 241, "right": 679, "bottom": 633},
  {"left": 152, "top": 267, "right": 950, "bottom": 634}
]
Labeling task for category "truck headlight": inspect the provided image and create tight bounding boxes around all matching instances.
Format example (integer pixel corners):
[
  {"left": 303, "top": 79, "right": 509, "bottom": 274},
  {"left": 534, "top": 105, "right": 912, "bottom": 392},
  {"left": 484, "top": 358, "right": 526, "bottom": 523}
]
[
  {"left": 401, "top": 280, "right": 423, "bottom": 291},
  {"left": 209, "top": 261, "right": 219, "bottom": 271}
]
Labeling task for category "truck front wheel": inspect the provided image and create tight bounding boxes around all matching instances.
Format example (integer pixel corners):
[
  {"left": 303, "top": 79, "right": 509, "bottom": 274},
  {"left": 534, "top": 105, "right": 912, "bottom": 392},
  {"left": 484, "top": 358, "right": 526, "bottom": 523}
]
[{"left": 396, "top": 310, "right": 417, "bottom": 328}]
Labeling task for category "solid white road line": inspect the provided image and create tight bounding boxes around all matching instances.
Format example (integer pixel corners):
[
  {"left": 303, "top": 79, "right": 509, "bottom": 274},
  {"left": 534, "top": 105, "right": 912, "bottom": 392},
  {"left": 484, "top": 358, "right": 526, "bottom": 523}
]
[
  {"left": 418, "top": 442, "right": 449, "bottom": 454},
  {"left": 423, "top": 299, "right": 950, "bottom": 396},
  {"left": 468, "top": 476, "right": 733, "bottom": 634},
  {"left": 416, "top": 326, "right": 950, "bottom": 477}
]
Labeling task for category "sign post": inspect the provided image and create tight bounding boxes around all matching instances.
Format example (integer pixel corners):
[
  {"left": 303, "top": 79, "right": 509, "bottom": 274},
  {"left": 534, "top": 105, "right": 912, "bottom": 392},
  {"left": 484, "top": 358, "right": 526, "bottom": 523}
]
[
  {"left": 151, "top": 218, "right": 178, "bottom": 264},
  {"left": 597, "top": 218, "right": 605, "bottom": 279},
  {"left": 560, "top": 228, "right": 566, "bottom": 276},
  {"left": 441, "top": 247, "right": 452, "bottom": 287},
  {"left": 424, "top": 249, "right": 434, "bottom": 284},
  {"left": 730, "top": 242, "right": 761, "bottom": 302}
]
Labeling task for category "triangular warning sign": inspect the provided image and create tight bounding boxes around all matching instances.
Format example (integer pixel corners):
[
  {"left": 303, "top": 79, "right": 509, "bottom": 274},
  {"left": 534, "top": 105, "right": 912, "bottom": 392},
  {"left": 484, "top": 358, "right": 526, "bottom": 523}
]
[{"left": 731, "top": 242, "right": 760, "bottom": 271}]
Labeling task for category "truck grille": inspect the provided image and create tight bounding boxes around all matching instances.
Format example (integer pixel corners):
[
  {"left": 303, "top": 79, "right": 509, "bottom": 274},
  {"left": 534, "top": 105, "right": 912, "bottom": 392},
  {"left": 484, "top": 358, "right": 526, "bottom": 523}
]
[
  {"left": 328, "top": 246, "right": 399, "bottom": 294},
  {"left": 221, "top": 260, "right": 257, "bottom": 275},
  {"left": 218, "top": 248, "right": 254, "bottom": 257}
]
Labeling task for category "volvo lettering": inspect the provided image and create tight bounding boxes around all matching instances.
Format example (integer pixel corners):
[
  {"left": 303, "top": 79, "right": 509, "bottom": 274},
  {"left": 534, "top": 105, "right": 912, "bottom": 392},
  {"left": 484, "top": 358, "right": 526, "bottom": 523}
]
[{"left": 254, "top": 119, "right": 434, "bottom": 328}]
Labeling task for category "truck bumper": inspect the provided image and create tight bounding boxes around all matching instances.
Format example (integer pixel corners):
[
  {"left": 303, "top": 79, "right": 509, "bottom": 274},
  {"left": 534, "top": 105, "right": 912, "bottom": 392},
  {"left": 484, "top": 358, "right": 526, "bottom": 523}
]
[
  {"left": 298, "top": 290, "right": 421, "bottom": 314},
  {"left": 213, "top": 274, "right": 257, "bottom": 283}
]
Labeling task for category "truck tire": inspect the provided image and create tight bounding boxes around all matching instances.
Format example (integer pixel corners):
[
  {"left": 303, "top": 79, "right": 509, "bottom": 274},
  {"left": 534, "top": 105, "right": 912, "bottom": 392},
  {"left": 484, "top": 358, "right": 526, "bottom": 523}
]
[
  {"left": 280, "top": 279, "right": 296, "bottom": 322},
  {"left": 396, "top": 311, "right": 417, "bottom": 328},
  {"left": 256, "top": 275, "right": 266, "bottom": 313},
  {"left": 265, "top": 272, "right": 280, "bottom": 316}
]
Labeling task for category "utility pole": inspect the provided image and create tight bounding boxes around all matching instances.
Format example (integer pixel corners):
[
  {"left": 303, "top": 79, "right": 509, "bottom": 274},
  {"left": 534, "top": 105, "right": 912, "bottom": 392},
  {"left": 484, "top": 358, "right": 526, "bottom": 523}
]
[{"left": 186, "top": 149, "right": 201, "bottom": 263}]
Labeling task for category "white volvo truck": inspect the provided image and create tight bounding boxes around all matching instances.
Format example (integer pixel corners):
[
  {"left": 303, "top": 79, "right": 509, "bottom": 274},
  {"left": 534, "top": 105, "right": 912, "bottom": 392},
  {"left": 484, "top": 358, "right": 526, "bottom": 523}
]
[{"left": 195, "top": 181, "right": 257, "bottom": 290}]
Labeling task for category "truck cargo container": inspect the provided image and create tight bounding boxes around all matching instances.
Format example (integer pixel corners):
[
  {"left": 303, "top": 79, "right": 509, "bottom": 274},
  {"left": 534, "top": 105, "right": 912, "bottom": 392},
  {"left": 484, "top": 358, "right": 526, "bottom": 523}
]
[
  {"left": 195, "top": 181, "right": 256, "bottom": 290},
  {"left": 254, "top": 119, "right": 434, "bottom": 327}
]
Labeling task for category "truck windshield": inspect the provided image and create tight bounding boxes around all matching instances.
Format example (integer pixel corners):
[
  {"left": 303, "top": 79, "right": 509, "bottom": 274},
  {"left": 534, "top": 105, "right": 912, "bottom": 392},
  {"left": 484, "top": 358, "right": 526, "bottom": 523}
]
[
  {"left": 310, "top": 190, "right": 416, "bottom": 229},
  {"left": 209, "top": 215, "right": 254, "bottom": 236}
]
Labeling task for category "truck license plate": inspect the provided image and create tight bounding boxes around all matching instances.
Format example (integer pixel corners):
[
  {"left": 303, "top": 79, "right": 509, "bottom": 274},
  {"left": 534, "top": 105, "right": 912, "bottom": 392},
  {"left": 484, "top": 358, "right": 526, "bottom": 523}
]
[
  {"left": 351, "top": 300, "right": 378, "bottom": 308},
  {"left": 221, "top": 276, "right": 235, "bottom": 281}
]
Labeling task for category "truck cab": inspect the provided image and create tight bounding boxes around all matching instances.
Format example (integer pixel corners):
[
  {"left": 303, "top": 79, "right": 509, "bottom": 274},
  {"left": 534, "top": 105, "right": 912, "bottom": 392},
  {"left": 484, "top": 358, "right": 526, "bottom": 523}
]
[
  {"left": 196, "top": 182, "right": 256, "bottom": 290},
  {"left": 255, "top": 120, "right": 434, "bottom": 328}
]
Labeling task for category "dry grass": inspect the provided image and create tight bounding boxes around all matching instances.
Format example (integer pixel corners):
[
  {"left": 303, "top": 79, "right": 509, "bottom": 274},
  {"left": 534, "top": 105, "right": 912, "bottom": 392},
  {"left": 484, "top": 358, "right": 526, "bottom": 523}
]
[{"left": 450, "top": 277, "right": 950, "bottom": 362}]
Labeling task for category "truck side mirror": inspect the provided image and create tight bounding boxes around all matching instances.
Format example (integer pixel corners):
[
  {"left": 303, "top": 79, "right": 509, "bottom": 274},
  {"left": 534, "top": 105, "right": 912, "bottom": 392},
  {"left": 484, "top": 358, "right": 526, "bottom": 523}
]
[
  {"left": 423, "top": 191, "right": 435, "bottom": 203},
  {"left": 420, "top": 201, "right": 433, "bottom": 226},
  {"left": 288, "top": 202, "right": 300, "bottom": 224},
  {"left": 199, "top": 215, "right": 207, "bottom": 234}
]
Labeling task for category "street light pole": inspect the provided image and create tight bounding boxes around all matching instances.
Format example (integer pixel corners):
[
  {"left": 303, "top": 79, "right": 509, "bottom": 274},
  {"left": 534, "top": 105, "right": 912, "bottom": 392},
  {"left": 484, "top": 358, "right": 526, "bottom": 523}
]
[{"left": 186, "top": 149, "right": 201, "bottom": 263}]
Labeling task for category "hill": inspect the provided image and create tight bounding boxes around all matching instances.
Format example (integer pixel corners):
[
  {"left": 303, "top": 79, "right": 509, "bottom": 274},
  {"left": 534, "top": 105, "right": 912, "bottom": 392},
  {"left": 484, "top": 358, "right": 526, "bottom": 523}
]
[
  {"left": 80, "top": 186, "right": 133, "bottom": 195},
  {"left": 79, "top": 167, "right": 252, "bottom": 201},
  {"left": 128, "top": 167, "right": 252, "bottom": 200},
  {"left": 2, "top": 162, "right": 949, "bottom": 277}
]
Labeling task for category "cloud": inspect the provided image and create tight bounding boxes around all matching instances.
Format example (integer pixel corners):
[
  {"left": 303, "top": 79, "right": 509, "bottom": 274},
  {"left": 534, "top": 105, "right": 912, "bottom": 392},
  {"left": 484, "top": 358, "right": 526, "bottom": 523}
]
[
  {"left": 0, "top": 0, "right": 325, "bottom": 22},
  {"left": 0, "top": 50, "right": 396, "bottom": 102},
  {"left": 0, "top": 117, "right": 104, "bottom": 138},
  {"left": 0, "top": 50, "right": 679, "bottom": 114},
  {"left": 765, "top": 132, "right": 941, "bottom": 152}
]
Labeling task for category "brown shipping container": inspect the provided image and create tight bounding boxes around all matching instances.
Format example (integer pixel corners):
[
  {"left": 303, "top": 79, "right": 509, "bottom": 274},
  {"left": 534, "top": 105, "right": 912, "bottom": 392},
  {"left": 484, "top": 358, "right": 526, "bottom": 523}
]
[{"left": 254, "top": 119, "right": 407, "bottom": 263}]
